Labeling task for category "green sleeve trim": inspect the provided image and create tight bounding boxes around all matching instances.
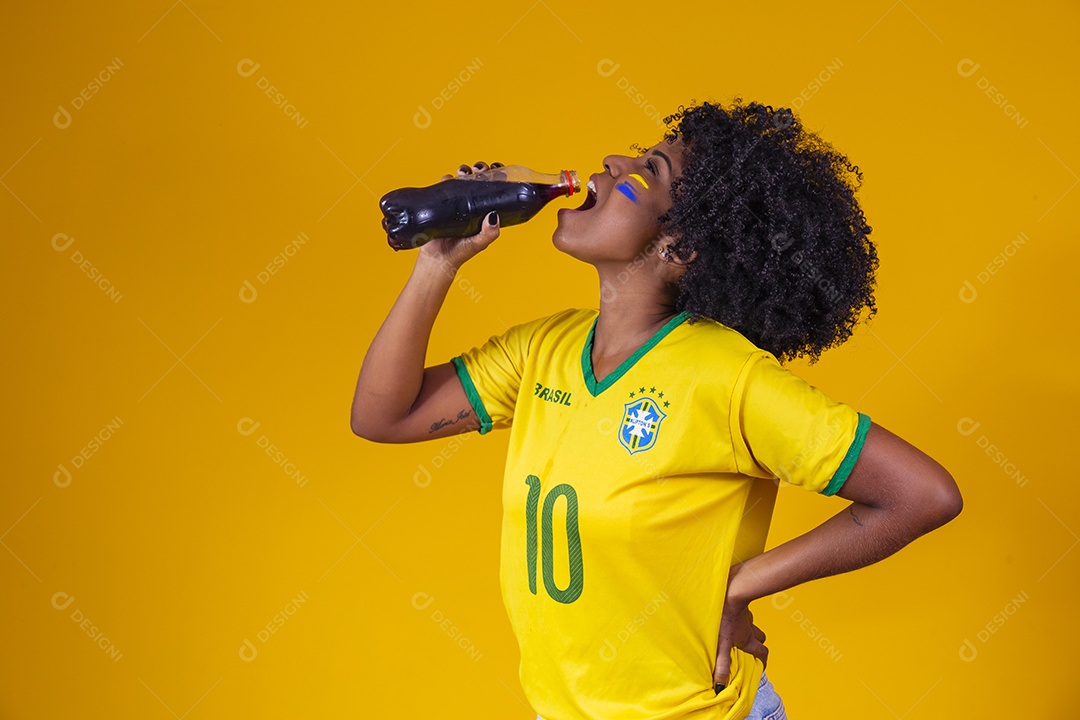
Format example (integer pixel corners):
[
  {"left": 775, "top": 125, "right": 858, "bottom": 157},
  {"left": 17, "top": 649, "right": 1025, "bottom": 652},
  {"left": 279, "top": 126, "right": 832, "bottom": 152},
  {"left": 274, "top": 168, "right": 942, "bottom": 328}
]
[
  {"left": 821, "top": 412, "right": 871, "bottom": 497},
  {"left": 450, "top": 356, "right": 493, "bottom": 435}
]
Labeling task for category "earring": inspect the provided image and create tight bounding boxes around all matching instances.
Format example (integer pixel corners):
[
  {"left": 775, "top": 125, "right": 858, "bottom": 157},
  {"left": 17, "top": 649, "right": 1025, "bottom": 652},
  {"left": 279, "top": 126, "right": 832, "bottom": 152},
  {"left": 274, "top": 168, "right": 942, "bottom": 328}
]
[{"left": 658, "top": 246, "right": 670, "bottom": 261}]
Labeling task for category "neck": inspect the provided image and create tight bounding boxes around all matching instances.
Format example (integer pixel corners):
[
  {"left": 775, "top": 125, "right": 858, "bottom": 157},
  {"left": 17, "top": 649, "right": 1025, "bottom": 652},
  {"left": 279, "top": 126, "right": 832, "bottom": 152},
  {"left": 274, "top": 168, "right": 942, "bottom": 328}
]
[{"left": 593, "top": 265, "right": 680, "bottom": 360}]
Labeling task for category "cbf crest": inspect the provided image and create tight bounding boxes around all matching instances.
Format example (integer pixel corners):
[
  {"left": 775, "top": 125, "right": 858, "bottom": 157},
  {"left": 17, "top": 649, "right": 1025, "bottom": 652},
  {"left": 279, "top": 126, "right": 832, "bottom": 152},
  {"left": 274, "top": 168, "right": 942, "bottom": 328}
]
[{"left": 619, "top": 390, "right": 669, "bottom": 455}]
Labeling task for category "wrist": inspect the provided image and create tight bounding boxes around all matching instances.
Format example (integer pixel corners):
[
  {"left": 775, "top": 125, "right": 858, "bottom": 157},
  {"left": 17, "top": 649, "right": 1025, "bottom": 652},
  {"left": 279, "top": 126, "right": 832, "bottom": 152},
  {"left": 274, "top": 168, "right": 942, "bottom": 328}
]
[
  {"left": 724, "top": 562, "right": 755, "bottom": 608},
  {"left": 415, "top": 241, "right": 469, "bottom": 278},
  {"left": 411, "top": 253, "right": 459, "bottom": 289}
]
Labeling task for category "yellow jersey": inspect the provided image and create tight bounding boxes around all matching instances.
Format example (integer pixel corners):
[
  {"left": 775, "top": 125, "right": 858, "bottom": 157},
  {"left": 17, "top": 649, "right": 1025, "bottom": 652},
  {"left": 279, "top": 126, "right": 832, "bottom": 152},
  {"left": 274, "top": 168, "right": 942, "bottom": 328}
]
[{"left": 451, "top": 308, "right": 870, "bottom": 719}]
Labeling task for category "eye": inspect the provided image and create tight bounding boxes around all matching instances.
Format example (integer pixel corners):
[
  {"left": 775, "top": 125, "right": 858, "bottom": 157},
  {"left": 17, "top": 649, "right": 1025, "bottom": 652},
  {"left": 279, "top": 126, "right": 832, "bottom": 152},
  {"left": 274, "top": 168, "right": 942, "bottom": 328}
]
[{"left": 645, "top": 159, "right": 658, "bottom": 175}]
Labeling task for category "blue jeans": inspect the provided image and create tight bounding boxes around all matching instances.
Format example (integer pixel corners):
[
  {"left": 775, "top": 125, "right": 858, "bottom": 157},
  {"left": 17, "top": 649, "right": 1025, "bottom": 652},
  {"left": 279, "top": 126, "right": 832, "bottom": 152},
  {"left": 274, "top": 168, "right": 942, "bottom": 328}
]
[
  {"left": 533, "top": 672, "right": 786, "bottom": 719},
  {"left": 745, "top": 672, "right": 787, "bottom": 720}
]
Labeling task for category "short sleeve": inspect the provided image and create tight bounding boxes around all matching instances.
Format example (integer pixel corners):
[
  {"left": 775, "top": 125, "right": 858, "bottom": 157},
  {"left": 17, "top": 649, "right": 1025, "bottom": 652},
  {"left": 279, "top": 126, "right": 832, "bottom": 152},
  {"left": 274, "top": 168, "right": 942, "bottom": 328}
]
[
  {"left": 729, "top": 351, "right": 871, "bottom": 496},
  {"left": 450, "top": 313, "right": 563, "bottom": 435}
]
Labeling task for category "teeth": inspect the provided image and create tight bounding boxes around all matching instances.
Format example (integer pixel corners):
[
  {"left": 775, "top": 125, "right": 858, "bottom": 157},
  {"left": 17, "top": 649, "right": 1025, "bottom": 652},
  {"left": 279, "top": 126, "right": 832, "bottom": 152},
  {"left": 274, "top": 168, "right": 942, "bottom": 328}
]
[{"left": 587, "top": 179, "right": 596, "bottom": 195}]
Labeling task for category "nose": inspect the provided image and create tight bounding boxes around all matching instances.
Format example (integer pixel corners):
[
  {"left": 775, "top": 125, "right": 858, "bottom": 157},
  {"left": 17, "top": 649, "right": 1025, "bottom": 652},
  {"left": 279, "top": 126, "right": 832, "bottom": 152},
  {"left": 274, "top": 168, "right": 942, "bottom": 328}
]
[{"left": 602, "top": 154, "right": 629, "bottom": 177}]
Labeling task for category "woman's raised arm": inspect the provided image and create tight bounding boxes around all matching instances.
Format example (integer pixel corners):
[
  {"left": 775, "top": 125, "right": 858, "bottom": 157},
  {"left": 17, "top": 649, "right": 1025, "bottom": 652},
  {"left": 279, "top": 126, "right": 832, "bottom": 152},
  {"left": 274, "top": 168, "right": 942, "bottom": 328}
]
[{"left": 351, "top": 164, "right": 502, "bottom": 443}]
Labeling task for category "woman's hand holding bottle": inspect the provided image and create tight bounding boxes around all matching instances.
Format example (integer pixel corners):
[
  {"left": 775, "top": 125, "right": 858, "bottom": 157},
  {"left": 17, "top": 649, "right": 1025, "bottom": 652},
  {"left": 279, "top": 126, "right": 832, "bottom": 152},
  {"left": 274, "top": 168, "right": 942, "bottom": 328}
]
[
  {"left": 352, "top": 159, "right": 506, "bottom": 444},
  {"left": 415, "top": 161, "right": 504, "bottom": 275}
]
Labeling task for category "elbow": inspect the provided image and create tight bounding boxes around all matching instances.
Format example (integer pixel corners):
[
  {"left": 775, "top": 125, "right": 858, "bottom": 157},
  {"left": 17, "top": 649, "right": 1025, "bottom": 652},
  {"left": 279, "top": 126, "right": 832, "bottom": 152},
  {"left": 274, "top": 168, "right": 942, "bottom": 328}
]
[
  {"left": 350, "top": 415, "right": 370, "bottom": 440},
  {"left": 352, "top": 423, "right": 391, "bottom": 443},
  {"left": 350, "top": 410, "right": 382, "bottom": 442},
  {"left": 350, "top": 410, "right": 399, "bottom": 444},
  {"left": 350, "top": 405, "right": 365, "bottom": 439},
  {"left": 350, "top": 395, "right": 379, "bottom": 441},
  {"left": 350, "top": 419, "right": 367, "bottom": 440},
  {"left": 923, "top": 471, "right": 963, "bottom": 529}
]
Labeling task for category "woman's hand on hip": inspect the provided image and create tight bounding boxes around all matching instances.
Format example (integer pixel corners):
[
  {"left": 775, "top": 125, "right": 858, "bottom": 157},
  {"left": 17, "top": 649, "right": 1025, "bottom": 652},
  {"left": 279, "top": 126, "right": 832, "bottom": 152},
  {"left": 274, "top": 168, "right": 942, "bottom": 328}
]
[{"left": 713, "top": 594, "right": 768, "bottom": 693}]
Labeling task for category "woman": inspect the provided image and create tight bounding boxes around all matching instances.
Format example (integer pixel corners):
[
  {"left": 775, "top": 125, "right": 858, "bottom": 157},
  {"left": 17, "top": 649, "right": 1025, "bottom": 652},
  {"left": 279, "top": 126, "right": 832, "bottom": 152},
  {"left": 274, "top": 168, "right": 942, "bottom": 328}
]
[{"left": 351, "top": 100, "right": 962, "bottom": 719}]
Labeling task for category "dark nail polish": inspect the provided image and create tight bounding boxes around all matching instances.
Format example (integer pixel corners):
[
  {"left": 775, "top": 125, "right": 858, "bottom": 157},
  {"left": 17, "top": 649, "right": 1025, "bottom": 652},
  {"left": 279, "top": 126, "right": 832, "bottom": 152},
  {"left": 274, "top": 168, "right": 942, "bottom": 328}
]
[
  {"left": 714, "top": 683, "right": 726, "bottom": 695},
  {"left": 488, "top": 211, "right": 498, "bottom": 225}
]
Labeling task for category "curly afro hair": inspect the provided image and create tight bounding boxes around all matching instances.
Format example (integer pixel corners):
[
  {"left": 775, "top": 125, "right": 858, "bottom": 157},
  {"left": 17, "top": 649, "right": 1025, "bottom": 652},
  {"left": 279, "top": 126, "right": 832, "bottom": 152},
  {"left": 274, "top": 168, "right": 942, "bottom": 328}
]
[{"left": 633, "top": 99, "right": 877, "bottom": 363}]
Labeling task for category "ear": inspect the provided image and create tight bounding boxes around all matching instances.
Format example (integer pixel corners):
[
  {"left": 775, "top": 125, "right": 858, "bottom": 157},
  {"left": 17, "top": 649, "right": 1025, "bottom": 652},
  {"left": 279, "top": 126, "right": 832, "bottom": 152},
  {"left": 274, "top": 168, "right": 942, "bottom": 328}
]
[
  {"left": 670, "top": 248, "right": 698, "bottom": 266},
  {"left": 657, "top": 244, "right": 696, "bottom": 285},
  {"left": 656, "top": 229, "right": 696, "bottom": 266},
  {"left": 666, "top": 255, "right": 693, "bottom": 285},
  {"left": 664, "top": 239, "right": 698, "bottom": 271}
]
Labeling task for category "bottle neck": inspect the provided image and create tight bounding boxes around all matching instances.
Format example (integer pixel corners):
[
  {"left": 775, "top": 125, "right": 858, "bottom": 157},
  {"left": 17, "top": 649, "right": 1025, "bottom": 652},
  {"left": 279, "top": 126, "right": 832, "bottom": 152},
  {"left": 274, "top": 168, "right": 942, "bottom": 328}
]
[{"left": 541, "top": 170, "right": 580, "bottom": 201}]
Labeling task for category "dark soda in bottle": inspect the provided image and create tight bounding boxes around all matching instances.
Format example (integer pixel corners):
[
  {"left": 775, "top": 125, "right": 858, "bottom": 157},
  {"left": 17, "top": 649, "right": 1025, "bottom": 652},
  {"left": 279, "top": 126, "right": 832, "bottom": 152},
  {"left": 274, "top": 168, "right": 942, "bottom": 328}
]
[{"left": 379, "top": 166, "right": 581, "bottom": 250}]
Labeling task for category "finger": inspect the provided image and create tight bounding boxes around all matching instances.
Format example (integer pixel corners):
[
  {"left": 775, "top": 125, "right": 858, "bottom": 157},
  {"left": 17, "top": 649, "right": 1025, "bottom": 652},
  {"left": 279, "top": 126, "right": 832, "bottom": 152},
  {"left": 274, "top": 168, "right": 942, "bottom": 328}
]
[
  {"left": 741, "top": 637, "right": 770, "bottom": 667},
  {"left": 472, "top": 161, "right": 489, "bottom": 172},
  {"left": 472, "top": 211, "right": 500, "bottom": 247},
  {"left": 487, "top": 210, "right": 500, "bottom": 233},
  {"left": 713, "top": 638, "right": 732, "bottom": 693},
  {"left": 441, "top": 173, "right": 454, "bottom": 181},
  {"left": 457, "top": 164, "right": 473, "bottom": 176},
  {"left": 490, "top": 162, "right": 504, "bottom": 168},
  {"left": 752, "top": 625, "right": 766, "bottom": 644}
]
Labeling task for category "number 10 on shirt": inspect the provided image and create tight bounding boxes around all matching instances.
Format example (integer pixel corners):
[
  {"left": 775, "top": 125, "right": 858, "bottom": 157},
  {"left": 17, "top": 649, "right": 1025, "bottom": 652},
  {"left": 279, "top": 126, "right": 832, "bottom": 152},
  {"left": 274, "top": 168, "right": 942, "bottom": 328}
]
[{"left": 524, "top": 475, "right": 584, "bottom": 604}]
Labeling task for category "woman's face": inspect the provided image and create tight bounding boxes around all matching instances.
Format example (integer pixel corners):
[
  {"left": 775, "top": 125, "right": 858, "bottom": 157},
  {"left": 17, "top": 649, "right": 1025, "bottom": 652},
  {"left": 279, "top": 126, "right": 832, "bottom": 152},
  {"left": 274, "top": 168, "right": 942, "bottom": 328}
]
[{"left": 552, "top": 135, "right": 687, "bottom": 267}]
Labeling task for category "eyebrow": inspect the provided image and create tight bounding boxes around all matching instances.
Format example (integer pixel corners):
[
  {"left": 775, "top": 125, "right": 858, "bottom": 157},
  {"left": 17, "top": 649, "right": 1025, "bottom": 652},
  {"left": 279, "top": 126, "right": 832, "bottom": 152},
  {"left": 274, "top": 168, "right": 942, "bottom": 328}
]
[{"left": 649, "top": 150, "right": 672, "bottom": 178}]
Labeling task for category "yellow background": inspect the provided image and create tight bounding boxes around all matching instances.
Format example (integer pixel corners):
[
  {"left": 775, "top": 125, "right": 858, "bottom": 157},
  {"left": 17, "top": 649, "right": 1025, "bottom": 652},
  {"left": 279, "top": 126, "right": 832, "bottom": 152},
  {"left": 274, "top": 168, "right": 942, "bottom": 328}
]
[{"left": 2, "top": 0, "right": 1076, "bottom": 716}]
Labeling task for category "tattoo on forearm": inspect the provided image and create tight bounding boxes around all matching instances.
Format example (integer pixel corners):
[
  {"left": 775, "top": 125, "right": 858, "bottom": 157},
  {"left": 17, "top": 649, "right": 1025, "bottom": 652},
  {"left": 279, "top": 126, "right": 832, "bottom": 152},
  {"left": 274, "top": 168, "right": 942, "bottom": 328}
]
[
  {"left": 848, "top": 506, "right": 864, "bottom": 527},
  {"left": 429, "top": 408, "right": 473, "bottom": 433}
]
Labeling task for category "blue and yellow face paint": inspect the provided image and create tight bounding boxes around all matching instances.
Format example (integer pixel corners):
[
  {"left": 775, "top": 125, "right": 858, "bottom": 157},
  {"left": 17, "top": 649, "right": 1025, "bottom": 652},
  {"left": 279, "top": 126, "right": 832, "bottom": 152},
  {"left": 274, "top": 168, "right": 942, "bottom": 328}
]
[{"left": 615, "top": 173, "right": 650, "bottom": 203}]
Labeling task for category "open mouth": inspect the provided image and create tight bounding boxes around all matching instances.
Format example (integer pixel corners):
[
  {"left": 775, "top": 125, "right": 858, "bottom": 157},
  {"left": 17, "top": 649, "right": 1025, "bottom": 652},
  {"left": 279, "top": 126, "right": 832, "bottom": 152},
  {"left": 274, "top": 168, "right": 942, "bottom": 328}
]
[{"left": 572, "top": 179, "right": 598, "bottom": 211}]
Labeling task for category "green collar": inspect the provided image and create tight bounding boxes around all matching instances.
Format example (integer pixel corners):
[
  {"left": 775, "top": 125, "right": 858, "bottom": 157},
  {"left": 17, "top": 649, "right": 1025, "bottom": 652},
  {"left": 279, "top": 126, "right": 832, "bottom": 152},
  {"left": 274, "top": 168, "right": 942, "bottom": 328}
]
[{"left": 581, "top": 311, "right": 691, "bottom": 397}]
